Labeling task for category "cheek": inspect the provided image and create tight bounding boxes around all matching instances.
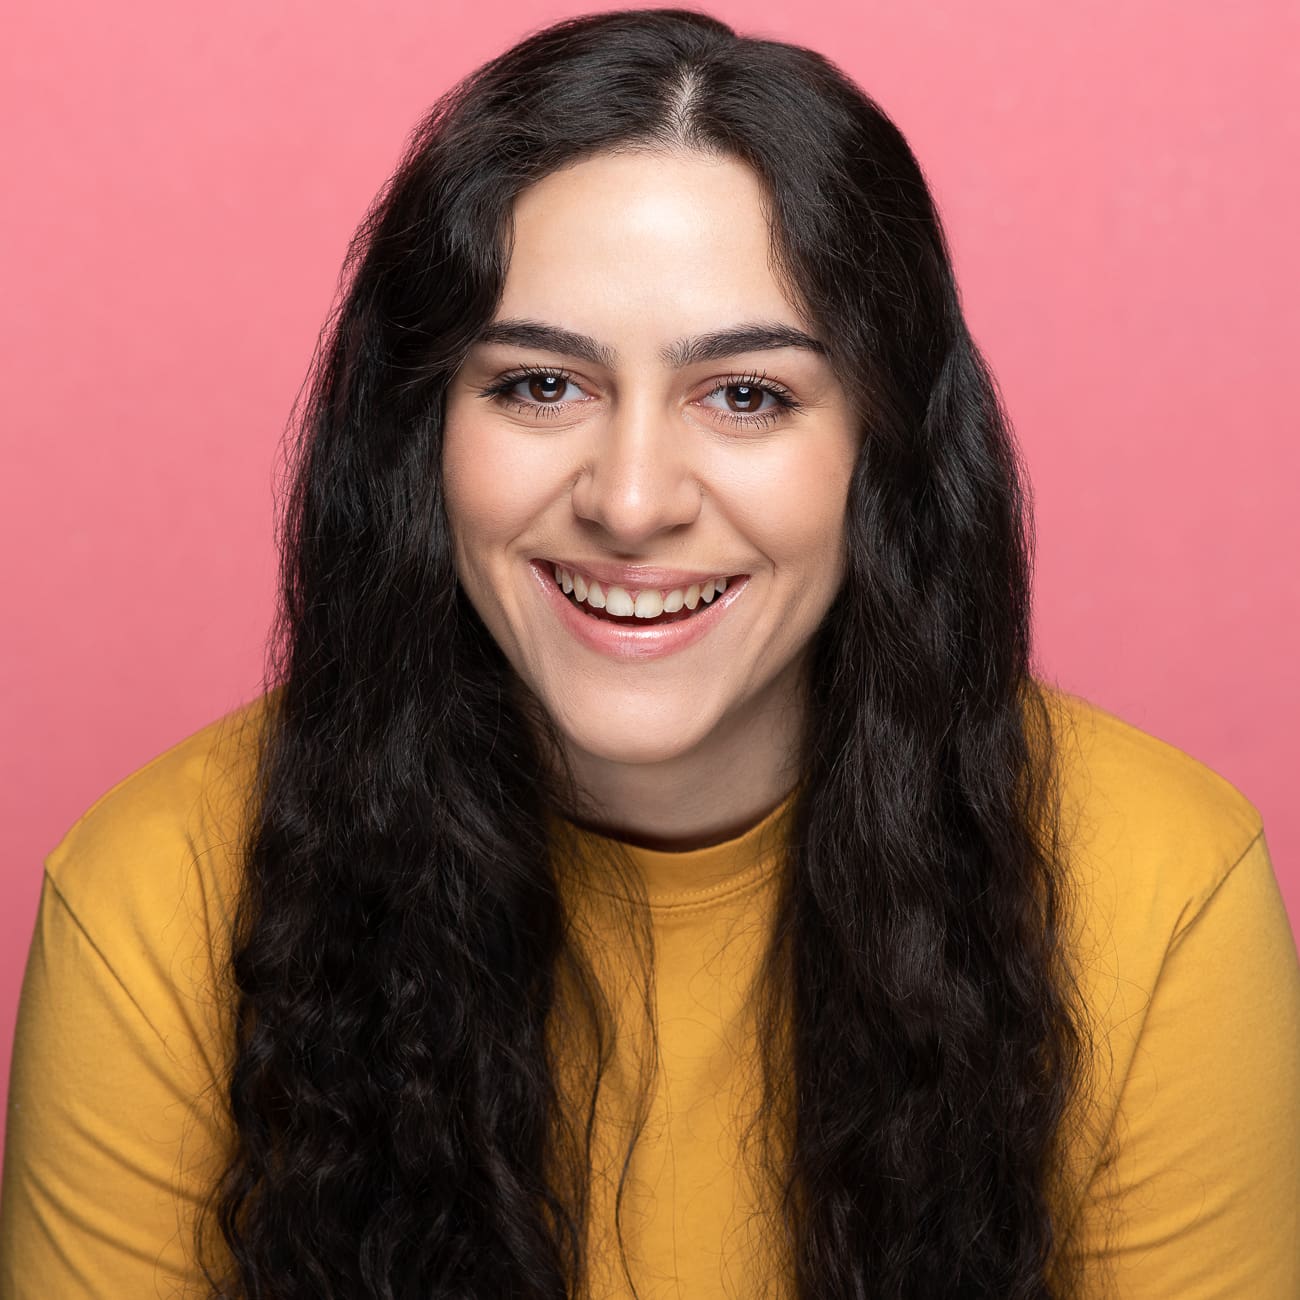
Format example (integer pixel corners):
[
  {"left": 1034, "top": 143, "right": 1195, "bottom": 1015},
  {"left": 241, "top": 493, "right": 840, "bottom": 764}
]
[
  {"left": 732, "top": 445, "right": 854, "bottom": 577},
  {"left": 442, "top": 412, "right": 556, "bottom": 556}
]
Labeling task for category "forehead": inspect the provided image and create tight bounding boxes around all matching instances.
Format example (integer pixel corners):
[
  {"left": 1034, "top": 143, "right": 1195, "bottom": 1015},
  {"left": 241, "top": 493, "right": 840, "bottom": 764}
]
[{"left": 497, "top": 149, "right": 809, "bottom": 346}]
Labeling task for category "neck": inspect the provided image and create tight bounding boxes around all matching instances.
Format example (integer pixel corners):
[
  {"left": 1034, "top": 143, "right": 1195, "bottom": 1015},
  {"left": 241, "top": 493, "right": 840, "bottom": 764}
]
[{"left": 549, "top": 662, "right": 807, "bottom": 853}]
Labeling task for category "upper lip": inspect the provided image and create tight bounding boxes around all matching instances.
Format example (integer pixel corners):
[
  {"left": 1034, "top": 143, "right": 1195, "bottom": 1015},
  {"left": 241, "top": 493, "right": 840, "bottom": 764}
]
[{"left": 536, "top": 557, "right": 747, "bottom": 591}]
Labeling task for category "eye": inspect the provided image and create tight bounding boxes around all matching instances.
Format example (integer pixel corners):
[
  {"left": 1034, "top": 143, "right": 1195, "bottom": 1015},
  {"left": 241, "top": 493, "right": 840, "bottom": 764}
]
[
  {"left": 476, "top": 365, "right": 588, "bottom": 417},
  {"left": 698, "top": 374, "right": 801, "bottom": 429}
]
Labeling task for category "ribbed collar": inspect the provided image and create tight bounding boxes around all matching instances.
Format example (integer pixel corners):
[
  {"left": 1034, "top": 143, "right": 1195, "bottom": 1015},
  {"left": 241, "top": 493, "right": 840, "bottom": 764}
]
[{"left": 547, "top": 786, "right": 797, "bottom": 909}]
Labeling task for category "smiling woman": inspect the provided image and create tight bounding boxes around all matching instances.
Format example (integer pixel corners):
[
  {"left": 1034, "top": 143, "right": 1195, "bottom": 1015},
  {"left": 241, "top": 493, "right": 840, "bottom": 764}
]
[{"left": 2, "top": 8, "right": 1297, "bottom": 1300}]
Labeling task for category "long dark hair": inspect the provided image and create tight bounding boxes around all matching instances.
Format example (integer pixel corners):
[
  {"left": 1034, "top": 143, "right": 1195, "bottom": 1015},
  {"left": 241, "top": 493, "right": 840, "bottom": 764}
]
[{"left": 195, "top": 9, "right": 1102, "bottom": 1297}]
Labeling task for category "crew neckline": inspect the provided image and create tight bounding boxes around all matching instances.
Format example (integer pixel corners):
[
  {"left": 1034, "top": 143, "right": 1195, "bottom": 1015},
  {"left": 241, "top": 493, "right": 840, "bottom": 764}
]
[{"left": 548, "top": 786, "right": 797, "bottom": 909}]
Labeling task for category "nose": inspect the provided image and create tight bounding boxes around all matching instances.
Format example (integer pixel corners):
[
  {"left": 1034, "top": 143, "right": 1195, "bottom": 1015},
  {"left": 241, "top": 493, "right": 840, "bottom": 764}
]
[{"left": 568, "top": 394, "right": 703, "bottom": 546}]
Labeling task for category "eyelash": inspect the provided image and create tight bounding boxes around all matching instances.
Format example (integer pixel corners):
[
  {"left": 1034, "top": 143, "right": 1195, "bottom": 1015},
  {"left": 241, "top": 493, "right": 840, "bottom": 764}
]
[{"left": 475, "top": 364, "right": 803, "bottom": 430}]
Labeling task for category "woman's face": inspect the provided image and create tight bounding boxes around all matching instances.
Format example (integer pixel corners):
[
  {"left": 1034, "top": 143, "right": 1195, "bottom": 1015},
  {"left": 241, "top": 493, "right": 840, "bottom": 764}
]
[{"left": 442, "top": 148, "right": 859, "bottom": 783}]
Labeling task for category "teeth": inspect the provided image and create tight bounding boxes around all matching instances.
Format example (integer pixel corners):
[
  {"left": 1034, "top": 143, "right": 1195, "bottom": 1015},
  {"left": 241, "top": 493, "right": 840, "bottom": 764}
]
[
  {"left": 550, "top": 565, "right": 733, "bottom": 619},
  {"left": 604, "top": 585, "right": 635, "bottom": 617},
  {"left": 633, "top": 589, "right": 664, "bottom": 619}
]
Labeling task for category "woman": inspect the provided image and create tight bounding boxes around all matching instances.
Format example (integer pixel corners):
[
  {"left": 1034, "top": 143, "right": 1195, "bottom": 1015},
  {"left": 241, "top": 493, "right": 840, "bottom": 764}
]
[{"left": 2, "top": 8, "right": 1296, "bottom": 1298}]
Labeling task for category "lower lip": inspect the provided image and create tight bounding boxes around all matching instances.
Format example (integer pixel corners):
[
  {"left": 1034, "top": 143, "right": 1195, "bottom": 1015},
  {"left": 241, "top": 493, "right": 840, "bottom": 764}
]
[{"left": 529, "top": 561, "right": 750, "bottom": 662}]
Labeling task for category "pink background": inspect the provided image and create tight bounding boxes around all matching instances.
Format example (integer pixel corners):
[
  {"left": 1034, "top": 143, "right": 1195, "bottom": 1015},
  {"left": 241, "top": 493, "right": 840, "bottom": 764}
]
[{"left": 3, "top": 0, "right": 1298, "bottom": 1159}]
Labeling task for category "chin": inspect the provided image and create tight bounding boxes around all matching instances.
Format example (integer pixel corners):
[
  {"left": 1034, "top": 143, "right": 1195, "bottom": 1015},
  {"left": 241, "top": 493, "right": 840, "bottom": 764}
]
[{"left": 556, "top": 709, "right": 717, "bottom": 769}]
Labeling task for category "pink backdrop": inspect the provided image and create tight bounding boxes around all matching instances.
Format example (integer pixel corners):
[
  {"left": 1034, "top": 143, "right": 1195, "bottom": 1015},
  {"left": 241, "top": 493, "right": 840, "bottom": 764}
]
[{"left": 3, "top": 0, "right": 1298, "bottom": 1159}]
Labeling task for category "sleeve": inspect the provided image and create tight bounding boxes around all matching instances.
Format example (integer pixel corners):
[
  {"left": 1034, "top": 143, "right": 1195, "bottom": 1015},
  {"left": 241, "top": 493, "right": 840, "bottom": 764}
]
[
  {"left": 1069, "top": 830, "right": 1300, "bottom": 1298},
  {"left": 0, "top": 872, "right": 229, "bottom": 1300}
]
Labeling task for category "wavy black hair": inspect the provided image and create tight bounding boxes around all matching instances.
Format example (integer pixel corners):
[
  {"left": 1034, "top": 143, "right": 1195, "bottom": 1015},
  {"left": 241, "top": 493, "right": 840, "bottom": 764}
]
[{"left": 194, "top": 9, "right": 1104, "bottom": 1298}]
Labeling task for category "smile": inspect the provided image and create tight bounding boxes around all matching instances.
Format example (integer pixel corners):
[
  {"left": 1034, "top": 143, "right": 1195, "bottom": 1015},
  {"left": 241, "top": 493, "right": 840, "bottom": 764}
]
[
  {"left": 550, "top": 563, "right": 736, "bottom": 626},
  {"left": 529, "top": 560, "right": 750, "bottom": 661}
]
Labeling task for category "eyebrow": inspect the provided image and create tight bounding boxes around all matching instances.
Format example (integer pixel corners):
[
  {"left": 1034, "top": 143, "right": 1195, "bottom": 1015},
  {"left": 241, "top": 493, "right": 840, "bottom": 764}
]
[{"left": 472, "top": 317, "right": 827, "bottom": 369}]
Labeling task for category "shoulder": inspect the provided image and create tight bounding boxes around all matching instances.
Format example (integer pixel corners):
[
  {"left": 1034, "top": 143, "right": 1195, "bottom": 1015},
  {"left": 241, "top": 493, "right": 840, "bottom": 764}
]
[
  {"left": 1038, "top": 689, "right": 1300, "bottom": 1289},
  {"left": 42, "top": 691, "right": 276, "bottom": 976},
  {"left": 1035, "top": 684, "right": 1281, "bottom": 1167},
  {"left": 1038, "top": 683, "right": 1264, "bottom": 942}
]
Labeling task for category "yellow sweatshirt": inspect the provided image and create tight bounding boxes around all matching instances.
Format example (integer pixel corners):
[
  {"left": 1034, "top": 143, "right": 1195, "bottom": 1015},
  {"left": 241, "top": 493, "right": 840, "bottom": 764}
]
[{"left": 2, "top": 687, "right": 1297, "bottom": 1298}]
